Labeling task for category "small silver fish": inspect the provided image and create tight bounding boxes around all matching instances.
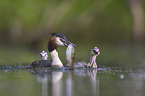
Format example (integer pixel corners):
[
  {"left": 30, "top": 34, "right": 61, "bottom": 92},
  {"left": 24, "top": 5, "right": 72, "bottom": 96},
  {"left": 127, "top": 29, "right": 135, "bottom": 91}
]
[{"left": 66, "top": 44, "right": 75, "bottom": 68}]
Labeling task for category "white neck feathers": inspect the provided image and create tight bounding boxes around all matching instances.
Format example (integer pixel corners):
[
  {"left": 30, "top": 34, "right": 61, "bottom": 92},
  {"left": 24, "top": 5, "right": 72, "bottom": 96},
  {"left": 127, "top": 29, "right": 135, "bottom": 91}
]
[{"left": 50, "top": 50, "right": 63, "bottom": 67}]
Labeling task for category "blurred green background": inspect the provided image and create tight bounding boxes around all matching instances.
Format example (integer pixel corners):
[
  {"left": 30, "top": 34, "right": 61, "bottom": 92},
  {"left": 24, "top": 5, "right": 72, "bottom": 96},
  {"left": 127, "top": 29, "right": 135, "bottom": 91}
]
[{"left": 0, "top": 0, "right": 145, "bottom": 67}]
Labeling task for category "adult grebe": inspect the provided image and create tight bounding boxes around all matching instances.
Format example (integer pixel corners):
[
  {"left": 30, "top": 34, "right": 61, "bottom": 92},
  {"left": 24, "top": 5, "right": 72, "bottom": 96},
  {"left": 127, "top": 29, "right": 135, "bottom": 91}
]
[
  {"left": 30, "top": 33, "right": 76, "bottom": 68},
  {"left": 66, "top": 46, "right": 100, "bottom": 68}
]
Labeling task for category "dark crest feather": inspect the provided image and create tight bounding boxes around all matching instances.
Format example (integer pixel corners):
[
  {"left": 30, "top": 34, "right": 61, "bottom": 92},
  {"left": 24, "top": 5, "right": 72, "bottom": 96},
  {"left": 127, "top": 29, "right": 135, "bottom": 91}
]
[{"left": 51, "top": 33, "right": 66, "bottom": 39}]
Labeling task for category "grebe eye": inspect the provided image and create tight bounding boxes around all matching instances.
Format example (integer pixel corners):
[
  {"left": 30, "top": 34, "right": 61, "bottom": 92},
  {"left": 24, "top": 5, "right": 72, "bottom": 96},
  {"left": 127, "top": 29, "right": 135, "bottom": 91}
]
[{"left": 60, "top": 38, "right": 63, "bottom": 42}]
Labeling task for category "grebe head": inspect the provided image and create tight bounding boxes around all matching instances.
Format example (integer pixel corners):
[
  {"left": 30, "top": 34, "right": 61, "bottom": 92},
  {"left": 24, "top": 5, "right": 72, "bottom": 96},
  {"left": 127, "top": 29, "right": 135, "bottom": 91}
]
[
  {"left": 47, "top": 33, "right": 76, "bottom": 67},
  {"left": 39, "top": 51, "right": 48, "bottom": 60},
  {"left": 48, "top": 33, "right": 76, "bottom": 52},
  {"left": 91, "top": 47, "right": 100, "bottom": 56},
  {"left": 51, "top": 33, "right": 76, "bottom": 47}
]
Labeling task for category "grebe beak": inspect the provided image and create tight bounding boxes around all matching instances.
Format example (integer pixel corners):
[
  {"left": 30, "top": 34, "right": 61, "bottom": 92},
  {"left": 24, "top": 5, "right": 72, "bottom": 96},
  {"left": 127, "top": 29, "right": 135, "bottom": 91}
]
[
  {"left": 65, "top": 40, "right": 76, "bottom": 47},
  {"left": 61, "top": 38, "right": 76, "bottom": 47}
]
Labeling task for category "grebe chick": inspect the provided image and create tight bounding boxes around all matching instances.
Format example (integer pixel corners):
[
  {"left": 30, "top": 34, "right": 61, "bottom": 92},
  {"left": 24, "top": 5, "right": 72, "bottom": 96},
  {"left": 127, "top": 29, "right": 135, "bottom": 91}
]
[
  {"left": 73, "top": 47, "right": 100, "bottom": 68},
  {"left": 30, "top": 33, "right": 76, "bottom": 68},
  {"left": 39, "top": 51, "right": 48, "bottom": 60},
  {"left": 87, "top": 47, "right": 100, "bottom": 68},
  {"left": 30, "top": 51, "right": 51, "bottom": 68}
]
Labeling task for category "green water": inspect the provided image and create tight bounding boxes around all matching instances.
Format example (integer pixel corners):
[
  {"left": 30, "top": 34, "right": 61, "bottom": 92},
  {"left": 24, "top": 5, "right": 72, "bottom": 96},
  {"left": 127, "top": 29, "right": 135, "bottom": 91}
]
[
  {"left": 0, "top": 67, "right": 145, "bottom": 96},
  {"left": 0, "top": 44, "right": 145, "bottom": 96}
]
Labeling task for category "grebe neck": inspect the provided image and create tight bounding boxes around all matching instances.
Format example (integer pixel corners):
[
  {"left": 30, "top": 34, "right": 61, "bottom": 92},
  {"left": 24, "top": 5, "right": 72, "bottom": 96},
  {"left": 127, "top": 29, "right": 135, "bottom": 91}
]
[
  {"left": 50, "top": 49, "right": 63, "bottom": 67},
  {"left": 89, "top": 54, "right": 97, "bottom": 65}
]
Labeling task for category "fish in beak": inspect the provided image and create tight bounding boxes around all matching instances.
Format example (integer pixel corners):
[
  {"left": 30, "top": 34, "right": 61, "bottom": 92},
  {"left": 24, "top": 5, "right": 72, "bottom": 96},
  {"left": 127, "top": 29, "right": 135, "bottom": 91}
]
[
  {"left": 62, "top": 39, "right": 76, "bottom": 47},
  {"left": 66, "top": 44, "right": 75, "bottom": 69}
]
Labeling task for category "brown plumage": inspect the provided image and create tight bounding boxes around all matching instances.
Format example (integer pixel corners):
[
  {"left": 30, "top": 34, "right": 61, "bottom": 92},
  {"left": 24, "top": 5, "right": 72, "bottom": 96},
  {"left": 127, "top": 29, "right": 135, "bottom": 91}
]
[{"left": 48, "top": 36, "right": 58, "bottom": 52}]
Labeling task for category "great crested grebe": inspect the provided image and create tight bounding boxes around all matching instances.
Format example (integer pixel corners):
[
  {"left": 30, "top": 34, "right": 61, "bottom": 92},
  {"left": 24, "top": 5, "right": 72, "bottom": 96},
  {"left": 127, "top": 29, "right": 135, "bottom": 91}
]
[
  {"left": 66, "top": 46, "right": 100, "bottom": 68},
  {"left": 30, "top": 33, "right": 76, "bottom": 68}
]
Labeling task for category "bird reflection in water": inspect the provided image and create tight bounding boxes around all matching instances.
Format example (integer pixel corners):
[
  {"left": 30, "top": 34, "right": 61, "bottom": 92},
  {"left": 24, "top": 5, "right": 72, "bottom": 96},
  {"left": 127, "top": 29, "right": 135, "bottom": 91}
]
[
  {"left": 88, "top": 70, "right": 99, "bottom": 96},
  {"left": 50, "top": 71, "right": 63, "bottom": 96},
  {"left": 30, "top": 70, "right": 63, "bottom": 96},
  {"left": 42, "top": 76, "right": 48, "bottom": 96},
  {"left": 66, "top": 71, "right": 74, "bottom": 96},
  {"left": 30, "top": 69, "right": 99, "bottom": 96}
]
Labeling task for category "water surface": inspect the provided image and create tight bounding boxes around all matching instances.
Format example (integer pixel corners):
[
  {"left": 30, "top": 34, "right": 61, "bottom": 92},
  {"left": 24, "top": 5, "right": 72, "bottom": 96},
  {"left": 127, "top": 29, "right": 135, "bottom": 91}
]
[{"left": 0, "top": 67, "right": 145, "bottom": 96}]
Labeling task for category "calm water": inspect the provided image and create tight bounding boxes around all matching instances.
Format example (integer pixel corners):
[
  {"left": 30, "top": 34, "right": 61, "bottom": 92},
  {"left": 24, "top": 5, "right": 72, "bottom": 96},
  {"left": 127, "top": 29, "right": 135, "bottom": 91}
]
[{"left": 0, "top": 67, "right": 145, "bottom": 96}]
